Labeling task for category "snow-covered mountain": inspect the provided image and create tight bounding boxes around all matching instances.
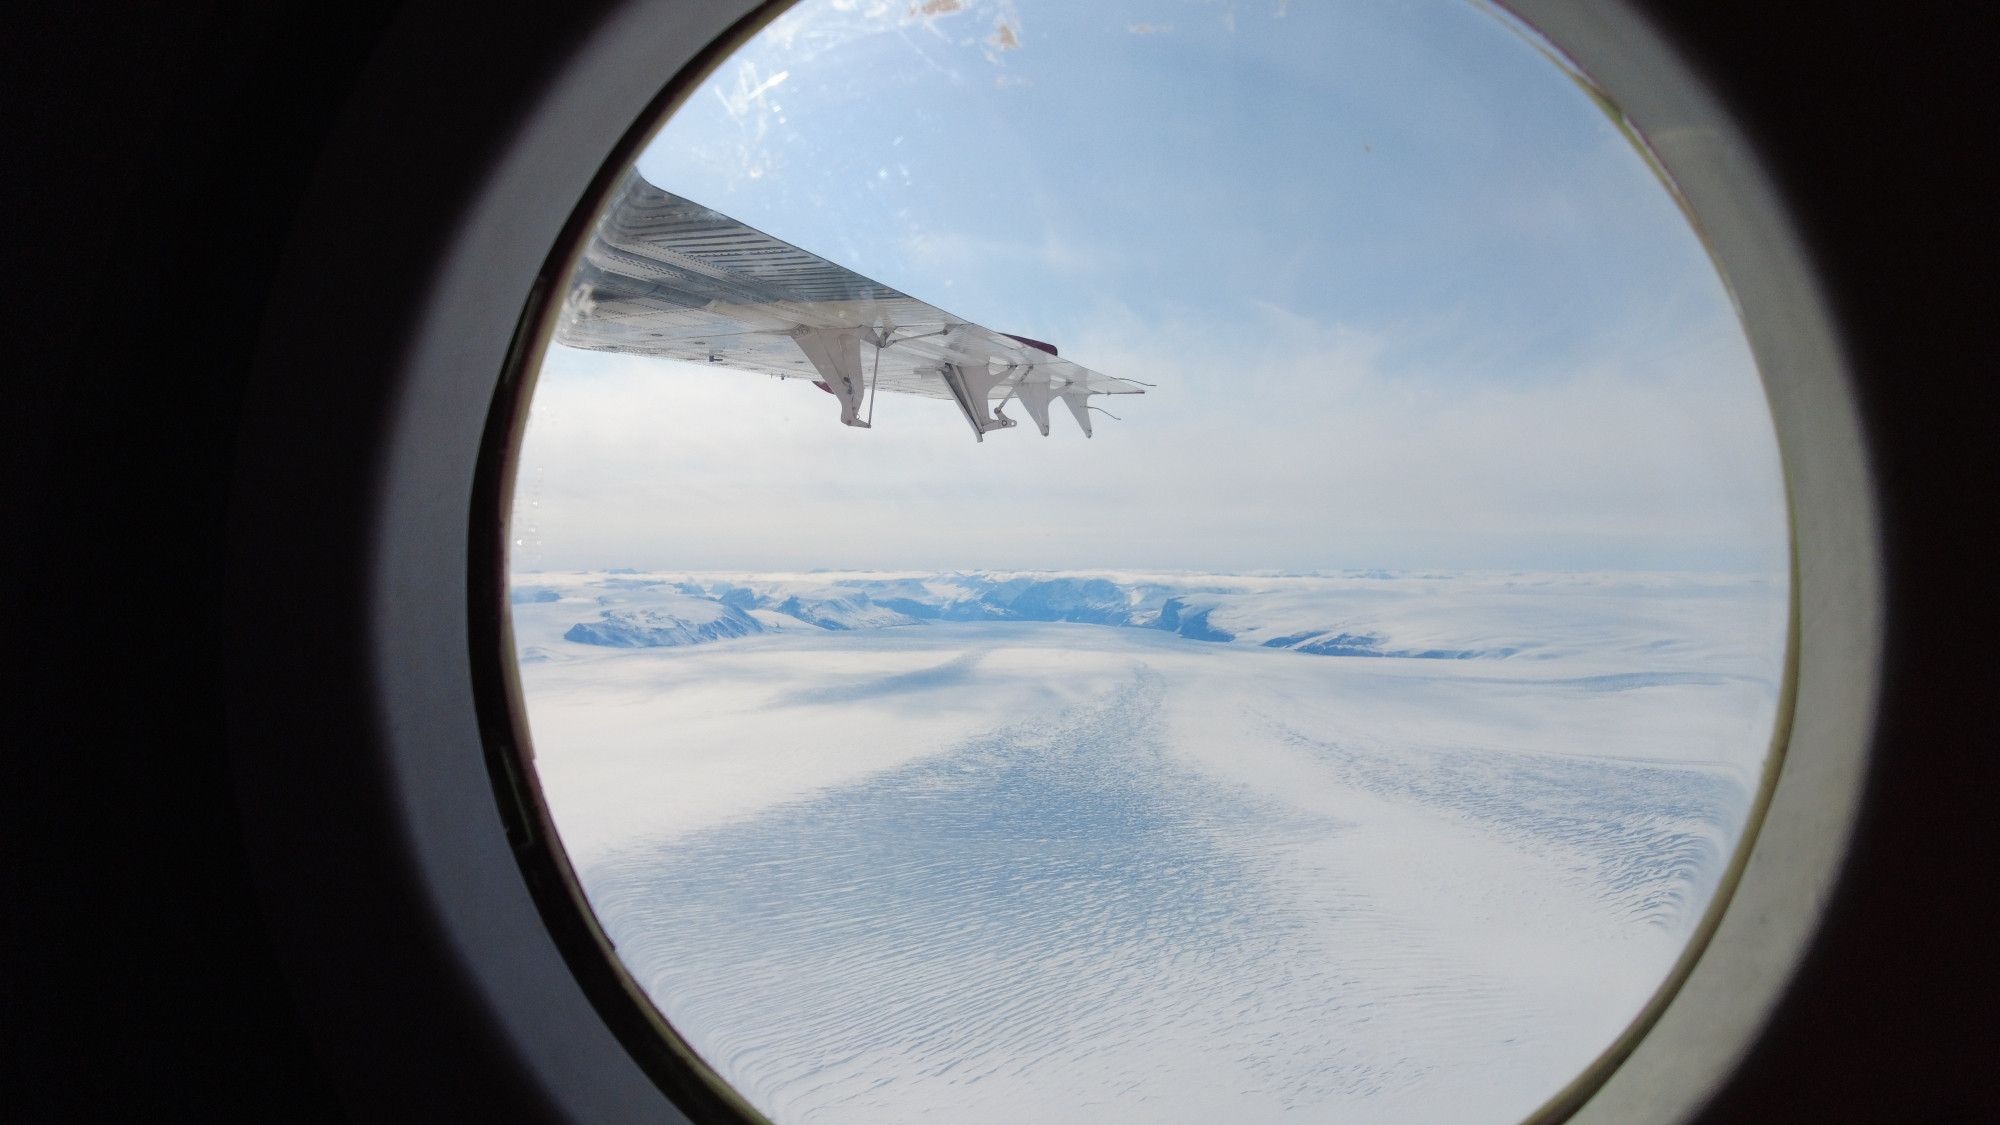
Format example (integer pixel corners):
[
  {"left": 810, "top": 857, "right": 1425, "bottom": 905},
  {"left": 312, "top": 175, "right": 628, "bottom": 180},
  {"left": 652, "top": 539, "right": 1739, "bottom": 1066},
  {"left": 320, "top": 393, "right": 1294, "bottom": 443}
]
[
  {"left": 561, "top": 594, "right": 765, "bottom": 648},
  {"left": 509, "top": 568, "right": 1787, "bottom": 676}
]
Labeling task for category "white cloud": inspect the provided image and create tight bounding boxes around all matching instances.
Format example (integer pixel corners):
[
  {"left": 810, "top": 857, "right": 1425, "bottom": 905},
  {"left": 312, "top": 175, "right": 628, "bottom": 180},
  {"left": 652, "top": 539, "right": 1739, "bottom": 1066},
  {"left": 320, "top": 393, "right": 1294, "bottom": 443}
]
[
  {"left": 900, "top": 226, "right": 1107, "bottom": 277},
  {"left": 513, "top": 287, "right": 1787, "bottom": 575}
]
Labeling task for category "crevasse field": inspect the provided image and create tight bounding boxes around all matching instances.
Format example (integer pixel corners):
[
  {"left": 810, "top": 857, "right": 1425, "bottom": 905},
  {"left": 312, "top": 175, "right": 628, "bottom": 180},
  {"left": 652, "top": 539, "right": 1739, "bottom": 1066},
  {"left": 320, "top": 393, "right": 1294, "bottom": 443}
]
[{"left": 511, "top": 570, "right": 1786, "bottom": 1124}]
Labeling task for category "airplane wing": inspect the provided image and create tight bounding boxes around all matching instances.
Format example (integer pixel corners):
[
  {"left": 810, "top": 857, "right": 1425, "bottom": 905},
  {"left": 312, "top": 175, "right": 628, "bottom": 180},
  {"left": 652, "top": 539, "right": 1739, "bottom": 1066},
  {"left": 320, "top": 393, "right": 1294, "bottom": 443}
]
[{"left": 553, "top": 173, "right": 1146, "bottom": 441}]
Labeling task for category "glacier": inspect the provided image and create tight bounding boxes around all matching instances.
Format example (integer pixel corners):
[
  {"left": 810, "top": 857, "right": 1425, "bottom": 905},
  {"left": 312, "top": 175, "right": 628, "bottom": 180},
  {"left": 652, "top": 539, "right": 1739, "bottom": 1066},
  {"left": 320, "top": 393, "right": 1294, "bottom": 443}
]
[{"left": 511, "top": 570, "right": 1787, "bottom": 1123}]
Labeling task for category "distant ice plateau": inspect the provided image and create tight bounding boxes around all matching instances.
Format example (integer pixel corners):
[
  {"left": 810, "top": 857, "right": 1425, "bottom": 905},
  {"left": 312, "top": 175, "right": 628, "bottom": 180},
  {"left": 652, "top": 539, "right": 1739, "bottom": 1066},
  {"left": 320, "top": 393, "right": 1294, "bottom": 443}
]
[
  {"left": 512, "top": 569, "right": 1788, "bottom": 1124},
  {"left": 514, "top": 568, "right": 1786, "bottom": 663}
]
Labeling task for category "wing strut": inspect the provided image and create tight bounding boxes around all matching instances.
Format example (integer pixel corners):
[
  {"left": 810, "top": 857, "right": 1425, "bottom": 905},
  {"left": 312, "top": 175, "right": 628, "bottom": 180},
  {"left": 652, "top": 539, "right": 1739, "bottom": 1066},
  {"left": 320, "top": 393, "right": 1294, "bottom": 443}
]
[{"left": 864, "top": 337, "right": 881, "bottom": 427}]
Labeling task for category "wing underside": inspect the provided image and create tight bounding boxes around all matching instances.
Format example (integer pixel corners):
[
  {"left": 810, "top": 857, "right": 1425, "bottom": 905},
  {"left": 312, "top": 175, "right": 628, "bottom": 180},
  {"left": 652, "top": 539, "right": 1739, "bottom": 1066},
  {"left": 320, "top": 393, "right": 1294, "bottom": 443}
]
[{"left": 553, "top": 174, "right": 1145, "bottom": 440}]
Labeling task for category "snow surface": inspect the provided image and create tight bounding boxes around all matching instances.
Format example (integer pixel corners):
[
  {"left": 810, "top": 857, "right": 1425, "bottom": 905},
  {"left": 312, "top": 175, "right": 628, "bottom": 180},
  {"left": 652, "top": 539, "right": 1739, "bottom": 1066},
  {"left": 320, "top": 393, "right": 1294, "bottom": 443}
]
[{"left": 513, "top": 570, "right": 1786, "bottom": 1123}]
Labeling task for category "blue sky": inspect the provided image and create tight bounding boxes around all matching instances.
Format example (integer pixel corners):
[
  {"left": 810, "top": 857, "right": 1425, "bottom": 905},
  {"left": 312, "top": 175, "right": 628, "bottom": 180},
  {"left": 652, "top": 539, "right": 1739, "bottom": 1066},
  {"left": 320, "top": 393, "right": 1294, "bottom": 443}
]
[{"left": 516, "top": 0, "right": 1789, "bottom": 574}]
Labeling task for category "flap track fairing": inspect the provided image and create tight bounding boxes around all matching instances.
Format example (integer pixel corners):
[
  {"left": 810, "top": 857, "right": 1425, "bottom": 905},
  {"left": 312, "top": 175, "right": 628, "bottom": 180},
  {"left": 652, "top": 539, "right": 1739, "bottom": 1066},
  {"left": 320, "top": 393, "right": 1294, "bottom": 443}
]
[
  {"left": 1014, "top": 372, "right": 1056, "bottom": 436},
  {"left": 936, "top": 361, "right": 1020, "bottom": 442},
  {"left": 1060, "top": 387, "right": 1096, "bottom": 438},
  {"left": 790, "top": 326, "right": 871, "bottom": 428}
]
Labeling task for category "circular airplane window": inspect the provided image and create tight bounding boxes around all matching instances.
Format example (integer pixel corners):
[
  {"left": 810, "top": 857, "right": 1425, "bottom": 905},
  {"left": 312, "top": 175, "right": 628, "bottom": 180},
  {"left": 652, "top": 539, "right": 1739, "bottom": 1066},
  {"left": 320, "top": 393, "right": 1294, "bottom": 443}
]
[{"left": 495, "top": 2, "right": 1793, "bottom": 1121}]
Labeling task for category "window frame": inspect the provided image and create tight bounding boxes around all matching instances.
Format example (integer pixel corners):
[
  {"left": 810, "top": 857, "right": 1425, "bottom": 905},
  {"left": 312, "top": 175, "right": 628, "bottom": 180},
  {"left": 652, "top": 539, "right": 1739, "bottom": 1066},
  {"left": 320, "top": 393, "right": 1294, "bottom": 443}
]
[{"left": 226, "top": 1, "right": 1879, "bottom": 1120}]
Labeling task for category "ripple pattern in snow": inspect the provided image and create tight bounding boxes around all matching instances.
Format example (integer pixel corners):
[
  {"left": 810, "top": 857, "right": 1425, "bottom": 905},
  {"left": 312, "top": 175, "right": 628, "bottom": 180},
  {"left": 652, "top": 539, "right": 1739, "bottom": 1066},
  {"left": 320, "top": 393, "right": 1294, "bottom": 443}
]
[{"left": 578, "top": 677, "right": 1750, "bottom": 1120}]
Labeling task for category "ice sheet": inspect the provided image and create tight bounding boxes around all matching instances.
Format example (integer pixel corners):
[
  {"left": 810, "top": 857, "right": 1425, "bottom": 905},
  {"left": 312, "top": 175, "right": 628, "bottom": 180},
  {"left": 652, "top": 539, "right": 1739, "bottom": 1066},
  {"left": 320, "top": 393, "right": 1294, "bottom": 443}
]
[{"left": 515, "top": 571, "right": 1783, "bottom": 1122}]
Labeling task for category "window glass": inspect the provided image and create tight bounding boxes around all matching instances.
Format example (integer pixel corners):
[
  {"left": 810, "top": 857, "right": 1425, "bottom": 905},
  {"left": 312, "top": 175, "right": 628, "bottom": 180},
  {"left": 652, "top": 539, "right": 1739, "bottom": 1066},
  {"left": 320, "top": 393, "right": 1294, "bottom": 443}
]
[{"left": 507, "top": 2, "right": 1791, "bottom": 1120}]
